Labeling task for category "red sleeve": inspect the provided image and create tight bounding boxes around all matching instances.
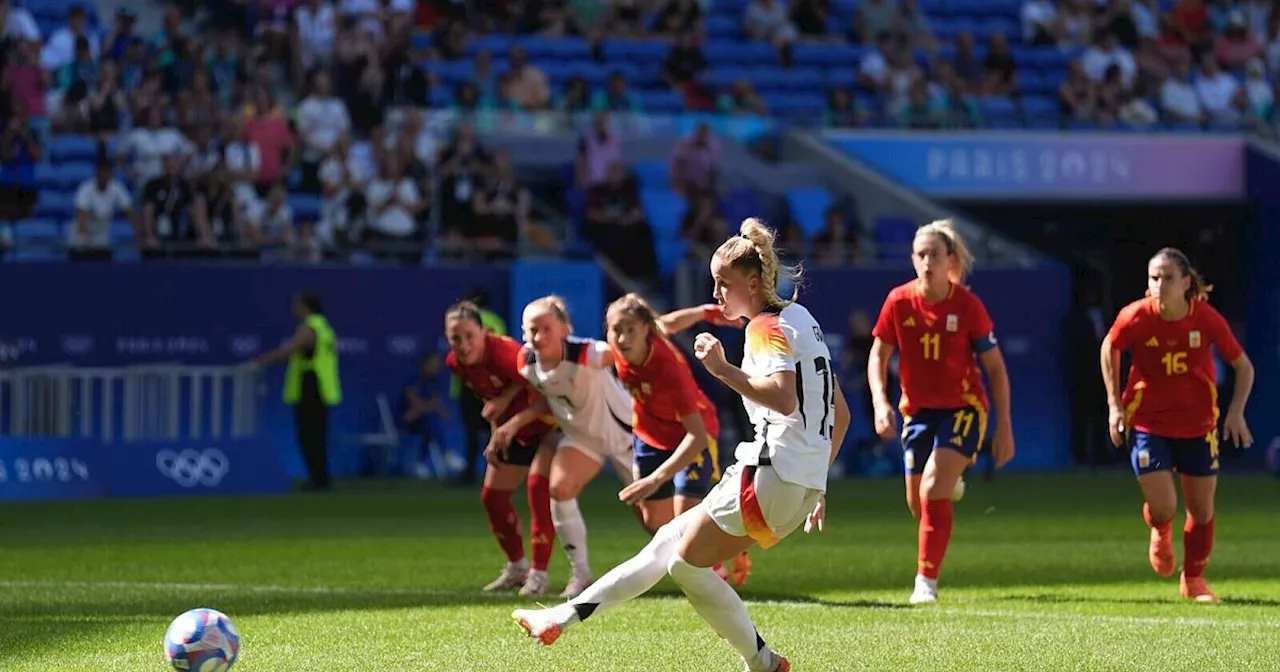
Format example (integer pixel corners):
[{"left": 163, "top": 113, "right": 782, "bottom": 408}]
[
  {"left": 1202, "top": 304, "right": 1244, "bottom": 362},
  {"left": 967, "top": 293, "right": 995, "bottom": 339},
  {"left": 489, "top": 337, "right": 527, "bottom": 386},
  {"left": 659, "top": 341, "right": 702, "bottom": 417},
  {"left": 1107, "top": 302, "right": 1141, "bottom": 351},
  {"left": 871, "top": 292, "right": 898, "bottom": 346}
]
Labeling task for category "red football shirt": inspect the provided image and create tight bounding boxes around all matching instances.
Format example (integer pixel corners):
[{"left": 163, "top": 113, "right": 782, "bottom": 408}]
[
  {"left": 446, "top": 333, "right": 554, "bottom": 442},
  {"left": 614, "top": 333, "right": 720, "bottom": 450},
  {"left": 872, "top": 281, "right": 996, "bottom": 416},
  {"left": 1108, "top": 298, "right": 1243, "bottom": 438}
]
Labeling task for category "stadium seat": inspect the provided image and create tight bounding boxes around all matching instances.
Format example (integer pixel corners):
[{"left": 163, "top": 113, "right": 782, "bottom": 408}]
[
  {"left": 639, "top": 187, "right": 688, "bottom": 241},
  {"left": 874, "top": 216, "right": 917, "bottom": 258},
  {"left": 786, "top": 187, "right": 834, "bottom": 240},
  {"left": 632, "top": 161, "right": 669, "bottom": 188},
  {"left": 289, "top": 195, "right": 322, "bottom": 222},
  {"left": 34, "top": 192, "right": 74, "bottom": 219},
  {"left": 16, "top": 218, "right": 62, "bottom": 246},
  {"left": 49, "top": 135, "right": 100, "bottom": 164}
]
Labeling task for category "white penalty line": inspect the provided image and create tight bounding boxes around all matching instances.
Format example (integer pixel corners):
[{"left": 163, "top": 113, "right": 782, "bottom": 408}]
[{"left": 1, "top": 580, "right": 1275, "bottom": 629}]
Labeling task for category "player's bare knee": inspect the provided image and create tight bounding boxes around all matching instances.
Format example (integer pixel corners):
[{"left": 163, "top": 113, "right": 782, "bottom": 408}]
[
  {"left": 1185, "top": 501, "right": 1214, "bottom": 524},
  {"left": 548, "top": 482, "right": 580, "bottom": 502}
]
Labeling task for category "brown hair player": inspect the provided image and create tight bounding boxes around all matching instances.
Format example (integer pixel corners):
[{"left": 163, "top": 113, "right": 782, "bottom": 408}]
[
  {"left": 868, "top": 219, "right": 1016, "bottom": 605},
  {"left": 1100, "top": 247, "right": 1254, "bottom": 602},
  {"left": 444, "top": 301, "right": 559, "bottom": 597},
  {"left": 599, "top": 292, "right": 750, "bottom": 585}
]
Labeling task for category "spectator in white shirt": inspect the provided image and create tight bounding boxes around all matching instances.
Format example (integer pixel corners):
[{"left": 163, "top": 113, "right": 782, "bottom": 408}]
[
  {"left": 386, "top": 108, "right": 438, "bottom": 171},
  {"left": 70, "top": 159, "right": 133, "bottom": 254},
  {"left": 1195, "top": 55, "right": 1246, "bottom": 123},
  {"left": 296, "top": 70, "right": 351, "bottom": 189},
  {"left": 116, "top": 106, "right": 193, "bottom": 189},
  {"left": 223, "top": 116, "right": 262, "bottom": 206},
  {"left": 41, "top": 6, "right": 97, "bottom": 72},
  {"left": 1081, "top": 31, "right": 1137, "bottom": 88},
  {"left": 858, "top": 32, "right": 892, "bottom": 89},
  {"left": 244, "top": 183, "right": 295, "bottom": 248},
  {"left": 1244, "top": 57, "right": 1274, "bottom": 118},
  {"left": 318, "top": 134, "right": 369, "bottom": 247},
  {"left": 1, "top": 0, "right": 41, "bottom": 44},
  {"left": 1160, "top": 59, "right": 1204, "bottom": 123},
  {"left": 744, "top": 0, "right": 798, "bottom": 54},
  {"left": 365, "top": 153, "right": 422, "bottom": 242},
  {"left": 1021, "top": 0, "right": 1060, "bottom": 45},
  {"left": 295, "top": 0, "right": 337, "bottom": 71}
]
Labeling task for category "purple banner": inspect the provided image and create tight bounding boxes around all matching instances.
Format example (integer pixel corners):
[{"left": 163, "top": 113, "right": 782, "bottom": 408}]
[{"left": 826, "top": 132, "right": 1245, "bottom": 199}]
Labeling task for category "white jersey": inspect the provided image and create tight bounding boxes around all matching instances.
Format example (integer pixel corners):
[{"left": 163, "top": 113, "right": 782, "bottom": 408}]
[
  {"left": 735, "top": 302, "right": 834, "bottom": 492},
  {"left": 517, "top": 337, "right": 634, "bottom": 453}
]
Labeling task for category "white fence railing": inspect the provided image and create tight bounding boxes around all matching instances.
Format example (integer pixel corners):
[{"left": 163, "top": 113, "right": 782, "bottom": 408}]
[{"left": 0, "top": 364, "right": 264, "bottom": 443}]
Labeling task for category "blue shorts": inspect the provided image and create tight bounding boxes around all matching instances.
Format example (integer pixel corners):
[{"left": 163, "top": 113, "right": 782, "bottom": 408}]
[
  {"left": 1129, "top": 430, "right": 1220, "bottom": 477},
  {"left": 633, "top": 436, "right": 721, "bottom": 501},
  {"left": 901, "top": 406, "right": 987, "bottom": 476}
]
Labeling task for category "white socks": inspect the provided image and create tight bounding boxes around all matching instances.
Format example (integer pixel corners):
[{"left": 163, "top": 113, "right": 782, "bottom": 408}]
[
  {"left": 667, "top": 553, "right": 776, "bottom": 672},
  {"left": 551, "top": 498, "right": 591, "bottom": 576},
  {"left": 560, "top": 517, "right": 685, "bottom": 624}
]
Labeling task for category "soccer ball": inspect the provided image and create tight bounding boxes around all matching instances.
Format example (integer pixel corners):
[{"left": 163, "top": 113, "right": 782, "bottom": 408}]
[{"left": 164, "top": 608, "right": 240, "bottom": 672}]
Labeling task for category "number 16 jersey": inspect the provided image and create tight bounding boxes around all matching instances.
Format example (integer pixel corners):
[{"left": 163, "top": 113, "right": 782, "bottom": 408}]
[
  {"left": 872, "top": 282, "right": 996, "bottom": 418},
  {"left": 738, "top": 302, "right": 835, "bottom": 492}
]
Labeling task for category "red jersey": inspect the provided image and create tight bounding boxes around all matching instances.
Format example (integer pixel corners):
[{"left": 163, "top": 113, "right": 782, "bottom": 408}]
[
  {"left": 872, "top": 281, "right": 997, "bottom": 417},
  {"left": 446, "top": 333, "right": 554, "bottom": 442},
  {"left": 614, "top": 333, "right": 720, "bottom": 450},
  {"left": 1108, "top": 298, "right": 1243, "bottom": 438}
]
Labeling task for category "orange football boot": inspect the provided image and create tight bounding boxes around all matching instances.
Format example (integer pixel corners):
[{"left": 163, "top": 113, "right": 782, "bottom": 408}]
[{"left": 1179, "top": 572, "right": 1219, "bottom": 603}]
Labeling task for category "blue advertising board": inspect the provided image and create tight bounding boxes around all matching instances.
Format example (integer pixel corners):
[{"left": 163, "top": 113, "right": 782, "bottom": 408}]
[
  {"left": 826, "top": 131, "right": 1245, "bottom": 200},
  {"left": 102, "top": 438, "right": 291, "bottom": 498},
  {"left": 0, "top": 439, "right": 107, "bottom": 501}
]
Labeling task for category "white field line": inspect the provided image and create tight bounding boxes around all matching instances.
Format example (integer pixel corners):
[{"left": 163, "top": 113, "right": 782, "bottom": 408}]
[{"left": 1, "top": 580, "right": 1276, "bottom": 629}]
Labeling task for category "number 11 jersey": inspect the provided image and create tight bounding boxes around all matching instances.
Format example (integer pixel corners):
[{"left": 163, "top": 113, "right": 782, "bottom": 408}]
[
  {"left": 872, "top": 282, "right": 996, "bottom": 418},
  {"left": 738, "top": 302, "right": 835, "bottom": 492}
]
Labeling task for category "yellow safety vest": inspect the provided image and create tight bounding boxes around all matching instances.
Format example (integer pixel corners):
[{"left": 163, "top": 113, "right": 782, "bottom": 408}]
[{"left": 283, "top": 314, "right": 342, "bottom": 406}]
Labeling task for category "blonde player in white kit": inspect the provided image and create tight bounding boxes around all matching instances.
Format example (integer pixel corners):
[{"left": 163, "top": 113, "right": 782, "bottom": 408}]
[
  {"left": 513, "top": 218, "right": 851, "bottom": 672},
  {"left": 492, "top": 295, "right": 637, "bottom": 599}
]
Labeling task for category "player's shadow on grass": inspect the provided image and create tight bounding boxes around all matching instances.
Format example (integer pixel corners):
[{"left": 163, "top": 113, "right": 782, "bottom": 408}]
[
  {"left": 641, "top": 588, "right": 911, "bottom": 611},
  {"left": 995, "top": 593, "right": 1280, "bottom": 609}
]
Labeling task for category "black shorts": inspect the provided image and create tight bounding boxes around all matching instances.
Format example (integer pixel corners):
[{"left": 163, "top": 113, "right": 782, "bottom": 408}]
[{"left": 501, "top": 432, "right": 547, "bottom": 467}]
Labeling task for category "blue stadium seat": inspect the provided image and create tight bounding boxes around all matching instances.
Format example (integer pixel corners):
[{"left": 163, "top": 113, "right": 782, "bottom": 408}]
[
  {"left": 719, "top": 188, "right": 760, "bottom": 228},
  {"left": 639, "top": 187, "right": 688, "bottom": 241},
  {"left": 290, "top": 195, "right": 321, "bottom": 222},
  {"left": 16, "top": 218, "right": 63, "bottom": 245},
  {"left": 49, "top": 135, "right": 100, "bottom": 164},
  {"left": 600, "top": 39, "right": 670, "bottom": 62},
  {"left": 786, "top": 187, "right": 833, "bottom": 240},
  {"left": 638, "top": 89, "right": 684, "bottom": 114},
  {"left": 703, "top": 41, "right": 776, "bottom": 66},
  {"left": 632, "top": 161, "right": 669, "bottom": 188},
  {"left": 34, "top": 191, "right": 74, "bottom": 219},
  {"left": 11, "top": 247, "right": 66, "bottom": 262},
  {"left": 655, "top": 238, "right": 689, "bottom": 276},
  {"left": 793, "top": 44, "right": 863, "bottom": 67},
  {"left": 410, "top": 32, "right": 433, "bottom": 51},
  {"left": 110, "top": 219, "right": 135, "bottom": 245},
  {"left": 1021, "top": 96, "right": 1057, "bottom": 118},
  {"left": 465, "top": 34, "right": 517, "bottom": 57},
  {"left": 706, "top": 16, "right": 740, "bottom": 39},
  {"left": 874, "top": 216, "right": 917, "bottom": 258},
  {"left": 54, "top": 162, "right": 94, "bottom": 191}
]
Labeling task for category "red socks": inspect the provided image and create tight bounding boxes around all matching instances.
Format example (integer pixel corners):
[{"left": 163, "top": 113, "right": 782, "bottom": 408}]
[
  {"left": 1183, "top": 516, "right": 1215, "bottom": 578},
  {"left": 480, "top": 487, "right": 525, "bottom": 563},
  {"left": 918, "top": 499, "right": 954, "bottom": 580},
  {"left": 526, "top": 474, "right": 555, "bottom": 572},
  {"left": 1143, "top": 503, "right": 1173, "bottom": 533}
]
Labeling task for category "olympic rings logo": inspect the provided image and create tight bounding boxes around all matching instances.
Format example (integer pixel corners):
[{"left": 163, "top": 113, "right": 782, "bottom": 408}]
[{"left": 155, "top": 449, "right": 231, "bottom": 488}]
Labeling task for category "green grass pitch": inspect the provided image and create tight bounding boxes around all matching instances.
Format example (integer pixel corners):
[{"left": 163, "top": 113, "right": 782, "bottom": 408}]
[{"left": 2, "top": 472, "right": 1279, "bottom": 671}]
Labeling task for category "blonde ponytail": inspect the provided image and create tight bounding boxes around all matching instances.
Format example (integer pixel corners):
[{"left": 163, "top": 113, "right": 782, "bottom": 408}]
[
  {"left": 713, "top": 217, "right": 802, "bottom": 307},
  {"left": 916, "top": 219, "right": 974, "bottom": 285}
]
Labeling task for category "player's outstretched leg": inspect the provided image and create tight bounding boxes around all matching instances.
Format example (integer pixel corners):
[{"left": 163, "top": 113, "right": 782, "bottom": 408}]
[
  {"left": 1178, "top": 474, "right": 1218, "bottom": 602},
  {"left": 665, "top": 513, "right": 787, "bottom": 672},
  {"left": 513, "top": 509, "right": 693, "bottom": 646}
]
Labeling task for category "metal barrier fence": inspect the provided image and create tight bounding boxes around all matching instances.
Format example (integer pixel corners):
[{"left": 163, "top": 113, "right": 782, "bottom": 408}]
[{"left": 0, "top": 364, "right": 264, "bottom": 443}]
